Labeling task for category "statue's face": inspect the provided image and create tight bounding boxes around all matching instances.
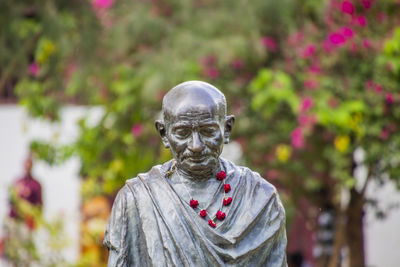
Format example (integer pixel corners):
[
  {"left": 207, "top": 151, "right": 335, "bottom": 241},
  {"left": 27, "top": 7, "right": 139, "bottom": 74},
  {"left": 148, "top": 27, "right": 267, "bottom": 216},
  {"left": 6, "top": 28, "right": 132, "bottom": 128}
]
[
  {"left": 165, "top": 105, "right": 224, "bottom": 177},
  {"left": 156, "top": 82, "right": 234, "bottom": 178}
]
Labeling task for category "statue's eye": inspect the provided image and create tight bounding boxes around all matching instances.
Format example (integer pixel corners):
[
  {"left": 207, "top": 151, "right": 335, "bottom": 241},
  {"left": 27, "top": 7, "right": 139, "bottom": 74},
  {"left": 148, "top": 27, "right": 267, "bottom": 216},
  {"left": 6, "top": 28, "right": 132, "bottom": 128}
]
[
  {"left": 200, "top": 127, "right": 218, "bottom": 137},
  {"left": 174, "top": 128, "right": 190, "bottom": 139}
]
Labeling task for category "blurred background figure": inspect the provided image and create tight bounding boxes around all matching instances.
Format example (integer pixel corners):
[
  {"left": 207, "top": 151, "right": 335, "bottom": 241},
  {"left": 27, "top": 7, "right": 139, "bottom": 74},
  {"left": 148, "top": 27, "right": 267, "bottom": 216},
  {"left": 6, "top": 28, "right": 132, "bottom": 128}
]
[
  {"left": 2, "top": 154, "right": 43, "bottom": 266},
  {"left": 8, "top": 154, "right": 43, "bottom": 225}
]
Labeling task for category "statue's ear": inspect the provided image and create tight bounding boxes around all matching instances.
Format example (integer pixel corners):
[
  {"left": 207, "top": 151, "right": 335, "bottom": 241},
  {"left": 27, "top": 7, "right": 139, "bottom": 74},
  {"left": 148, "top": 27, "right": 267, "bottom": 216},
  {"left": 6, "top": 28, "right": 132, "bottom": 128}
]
[
  {"left": 155, "top": 120, "right": 170, "bottom": 148},
  {"left": 223, "top": 115, "right": 235, "bottom": 144}
]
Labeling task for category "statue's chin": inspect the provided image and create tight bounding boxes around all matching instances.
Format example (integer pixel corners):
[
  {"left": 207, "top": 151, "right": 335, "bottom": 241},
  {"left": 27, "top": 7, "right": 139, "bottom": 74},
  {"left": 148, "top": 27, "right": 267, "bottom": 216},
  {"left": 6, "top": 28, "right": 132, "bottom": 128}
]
[{"left": 179, "top": 157, "right": 218, "bottom": 177}]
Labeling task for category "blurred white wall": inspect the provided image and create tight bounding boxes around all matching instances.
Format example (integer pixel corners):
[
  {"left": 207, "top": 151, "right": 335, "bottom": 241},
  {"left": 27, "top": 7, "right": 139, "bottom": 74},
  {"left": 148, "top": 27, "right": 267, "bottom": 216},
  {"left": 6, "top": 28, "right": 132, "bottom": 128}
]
[
  {"left": 0, "top": 105, "right": 101, "bottom": 265},
  {"left": 365, "top": 179, "right": 400, "bottom": 267}
]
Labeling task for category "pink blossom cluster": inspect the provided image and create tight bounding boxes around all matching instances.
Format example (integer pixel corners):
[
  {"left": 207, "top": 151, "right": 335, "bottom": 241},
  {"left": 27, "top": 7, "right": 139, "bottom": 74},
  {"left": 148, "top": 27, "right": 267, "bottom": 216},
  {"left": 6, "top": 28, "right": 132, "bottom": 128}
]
[
  {"left": 131, "top": 124, "right": 143, "bottom": 137},
  {"left": 291, "top": 97, "right": 317, "bottom": 149},
  {"left": 200, "top": 55, "right": 219, "bottom": 79},
  {"left": 261, "top": 36, "right": 277, "bottom": 52},
  {"left": 93, "top": 0, "right": 113, "bottom": 9},
  {"left": 380, "top": 123, "right": 397, "bottom": 140},
  {"left": 365, "top": 80, "right": 396, "bottom": 105},
  {"left": 92, "top": 0, "right": 114, "bottom": 27},
  {"left": 291, "top": 127, "right": 304, "bottom": 149},
  {"left": 230, "top": 59, "right": 244, "bottom": 70},
  {"left": 327, "top": 26, "right": 354, "bottom": 47},
  {"left": 322, "top": 0, "right": 375, "bottom": 53},
  {"left": 282, "top": 0, "right": 395, "bottom": 150},
  {"left": 28, "top": 62, "right": 39, "bottom": 77}
]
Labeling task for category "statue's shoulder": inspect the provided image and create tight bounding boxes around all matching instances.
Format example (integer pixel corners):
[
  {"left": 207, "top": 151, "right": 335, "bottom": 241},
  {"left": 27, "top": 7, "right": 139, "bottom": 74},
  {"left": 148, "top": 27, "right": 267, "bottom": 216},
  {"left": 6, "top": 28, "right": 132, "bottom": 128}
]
[{"left": 112, "top": 160, "right": 173, "bottom": 207}]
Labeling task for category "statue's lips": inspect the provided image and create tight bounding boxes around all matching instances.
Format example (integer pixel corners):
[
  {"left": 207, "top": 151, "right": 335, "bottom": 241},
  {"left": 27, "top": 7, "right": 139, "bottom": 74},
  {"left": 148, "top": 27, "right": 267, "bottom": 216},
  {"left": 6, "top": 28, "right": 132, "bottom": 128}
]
[{"left": 184, "top": 155, "right": 208, "bottom": 163}]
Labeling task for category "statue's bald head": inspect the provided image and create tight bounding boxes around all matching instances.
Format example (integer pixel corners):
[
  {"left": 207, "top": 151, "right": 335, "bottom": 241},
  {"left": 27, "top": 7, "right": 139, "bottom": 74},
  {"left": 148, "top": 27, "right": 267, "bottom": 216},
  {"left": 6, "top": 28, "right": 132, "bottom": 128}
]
[
  {"left": 162, "top": 81, "right": 227, "bottom": 123},
  {"left": 156, "top": 81, "right": 235, "bottom": 167}
]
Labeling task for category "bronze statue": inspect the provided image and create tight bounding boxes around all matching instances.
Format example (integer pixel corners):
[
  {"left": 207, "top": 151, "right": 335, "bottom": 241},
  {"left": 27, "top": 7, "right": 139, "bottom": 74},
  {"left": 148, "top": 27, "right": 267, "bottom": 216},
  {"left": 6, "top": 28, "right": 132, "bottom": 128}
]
[{"left": 104, "top": 81, "right": 287, "bottom": 266}]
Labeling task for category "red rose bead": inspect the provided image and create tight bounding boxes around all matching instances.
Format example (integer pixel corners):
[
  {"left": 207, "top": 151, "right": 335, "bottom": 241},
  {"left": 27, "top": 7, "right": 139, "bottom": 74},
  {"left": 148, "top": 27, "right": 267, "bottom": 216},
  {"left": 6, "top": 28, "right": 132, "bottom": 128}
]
[
  {"left": 223, "top": 197, "right": 232, "bottom": 206},
  {"left": 216, "top": 171, "right": 226, "bottom": 181},
  {"left": 216, "top": 210, "right": 226, "bottom": 220},
  {"left": 190, "top": 199, "right": 199, "bottom": 209},
  {"left": 224, "top": 184, "right": 231, "bottom": 193},
  {"left": 200, "top": 209, "right": 207, "bottom": 218},
  {"left": 208, "top": 220, "right": 216, "bottom": 228}
]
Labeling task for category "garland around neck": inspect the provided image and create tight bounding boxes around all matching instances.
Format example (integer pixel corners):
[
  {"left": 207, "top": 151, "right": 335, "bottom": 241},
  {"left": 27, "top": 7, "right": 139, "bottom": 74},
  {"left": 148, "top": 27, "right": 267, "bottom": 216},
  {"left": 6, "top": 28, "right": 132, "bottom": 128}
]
[{"left": 167, "top": 160, "right": 233, "bottom": 228}]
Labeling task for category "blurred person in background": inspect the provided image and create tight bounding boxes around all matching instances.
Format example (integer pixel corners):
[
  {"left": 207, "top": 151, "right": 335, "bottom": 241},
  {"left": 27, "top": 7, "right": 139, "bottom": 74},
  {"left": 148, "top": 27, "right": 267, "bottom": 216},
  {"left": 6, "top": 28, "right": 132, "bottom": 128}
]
[
  {"left": 9, "top": 154, "right": 43, "bottom": 225},
  {"left": 1, "top": 154, "right": 43, "bottom": 266}
]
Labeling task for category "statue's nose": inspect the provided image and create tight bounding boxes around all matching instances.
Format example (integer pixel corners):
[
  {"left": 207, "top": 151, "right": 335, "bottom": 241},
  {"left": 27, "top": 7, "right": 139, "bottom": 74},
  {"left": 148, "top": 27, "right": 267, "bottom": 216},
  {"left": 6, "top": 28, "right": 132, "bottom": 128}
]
[{"left": 188, "top": 132, "right": 205, "bottom": 152}]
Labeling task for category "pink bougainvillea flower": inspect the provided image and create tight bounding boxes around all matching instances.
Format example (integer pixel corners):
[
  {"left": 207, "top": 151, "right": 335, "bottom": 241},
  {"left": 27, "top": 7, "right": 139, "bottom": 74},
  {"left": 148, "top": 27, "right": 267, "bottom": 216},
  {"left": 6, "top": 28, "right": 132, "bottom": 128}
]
[
  {"left": 231, "top": 59, "right": 244, "bottom": 70},
  {"left": 362, "top": 39, "right": 372, "bottom": 49},
  {"left": 28, "top": 62, "right": 39, "bottom": 77},
  {"left": 131, "top": 124, "right": 143, "bottom": 137},
  {"left": 302, "top": 44, "right": 316, "bottom": 58},
  {"left": 203, "top": 68, "right": 219, "bottom": 79},
  {"left": 357, "top": 16, "right": 367, "bottom": 27},
  {"left": 304, "top": 79, "right": 319, "bottom": 90},
  {"left": 300, "top": 97, "right": 314, "bottom": 112},
  {"left": 377, "top": 12, "right": 387, "bottom": 23},
  {"left": 308, "top": 63, "right": 321, "bottom": 74},
  {"left": 365, "top": 80, "right": 374, "bottom": 89},
  {"left": 362, "top": 0, "right": 372, "bottom": 9},
  {"left": 341, "top": 27, "right": 354, "bottom": 39},
  {"left": 93, "top": 0, "right": 113, "bottom": 9},
  {"left": 298, "top": 114, "right": 317, "bottom": 128},
  {"left": 374, "top": 83, "right": 383, "bottom": 93},
  {"left": 261, "top": 37, "right": 277, "bottom": 52},
  {"left": 380, "top": 129, "right": 389, "bottom": 140},
  {"left": 386, "top": 93, "right": 394, "bottom": 104},
  {"left": 341, "top": 1, "right": 355, "bottom": 15},
  {"left": 287, "top": 32, "right": 304, "bottom": 47},
  {"left": 322, "top": 40, "right": 334, "bottom": 52},
  {"left": 200, "top": 55, "right": 217, "bottom": 67},
  {"left": 329, "top": 33, "right": 346, "bottom": 46},
  {"left": 291, "top": 127, "right": 305, "bottom": 149}
]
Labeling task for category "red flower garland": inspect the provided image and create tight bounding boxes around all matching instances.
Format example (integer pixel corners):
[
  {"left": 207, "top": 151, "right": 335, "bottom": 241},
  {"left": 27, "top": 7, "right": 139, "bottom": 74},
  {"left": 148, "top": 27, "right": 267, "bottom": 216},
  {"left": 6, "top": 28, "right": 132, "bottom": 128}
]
[
  {"left": 186, "top": 170, "right": 232, "bottom": 228},
  {"left": 200, "top": 209, "right": 207, "bottom": 217},
  {"left": 223, "top": 197, "right": 232, "bottom": 206},
  {"left": 190, "top": 199, "right": 199, "bottom": 208},
  {"left": 216, "top": 210, "right": 226, "bottom": 220},
  {"left": 224, "top": 184, "right": 231, "bottom": 193},
  {"left": 208, "top": 220, "right": 216, "bottom": 228},
  {"left": 216, "top": 171, "right": 227, "bottom": 180}
]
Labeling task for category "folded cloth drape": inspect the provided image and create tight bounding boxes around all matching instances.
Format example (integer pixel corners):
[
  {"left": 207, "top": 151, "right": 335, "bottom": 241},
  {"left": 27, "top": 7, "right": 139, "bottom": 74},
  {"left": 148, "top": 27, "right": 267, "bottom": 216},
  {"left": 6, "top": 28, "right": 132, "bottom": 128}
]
[{"left": 104, "top": 158, "right": 287, "bottom": 267}]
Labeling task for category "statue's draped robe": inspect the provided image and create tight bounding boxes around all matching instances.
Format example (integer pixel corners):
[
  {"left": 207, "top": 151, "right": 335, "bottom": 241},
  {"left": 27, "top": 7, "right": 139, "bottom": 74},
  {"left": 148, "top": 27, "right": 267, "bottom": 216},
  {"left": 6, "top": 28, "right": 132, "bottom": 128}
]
[{"left": 104, "top": 159, "right": 287, "bottom": 266}]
